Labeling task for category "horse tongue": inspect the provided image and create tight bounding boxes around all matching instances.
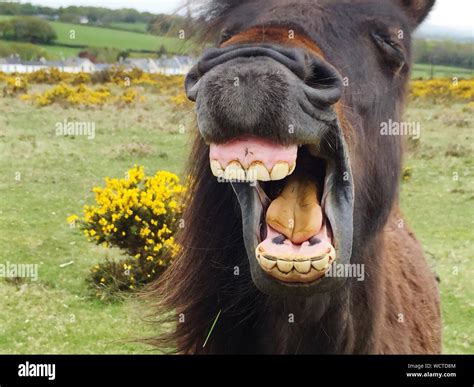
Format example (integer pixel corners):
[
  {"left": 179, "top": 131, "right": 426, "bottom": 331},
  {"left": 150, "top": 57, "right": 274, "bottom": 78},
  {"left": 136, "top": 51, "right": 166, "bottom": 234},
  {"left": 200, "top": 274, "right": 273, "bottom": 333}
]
[{"left": 266, "top": 173, "right": 323, "bottom": 245}]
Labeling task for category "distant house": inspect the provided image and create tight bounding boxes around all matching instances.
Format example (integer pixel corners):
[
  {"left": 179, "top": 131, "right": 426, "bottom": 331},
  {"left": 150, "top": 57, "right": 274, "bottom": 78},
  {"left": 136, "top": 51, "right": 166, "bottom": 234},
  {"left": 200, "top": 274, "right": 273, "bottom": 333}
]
[
  {"left": 0, "top": 55, "right": 195, "bottom": 75},
  {"left": 94, "top": 63, "right": 114, "bottom": 72},
  {"left": 0, "top": 57, "right": 95, "bottom": 74},
  {"left": 61, "top": 58, "right": 96, "bottom": 73},
  {"left": 155, "top": 56, "right": 196, "bottom": 75},
  {"left": 21, "top": 58, "right": 49, "bottom": 73},
  {"left": 123, "top": 58, "right": 160, "bottom": 74},
  {"left": 79, "top": 16, "right": 89, "bottom": 24},
  {"left": 0, "top": 56, "right": 27, "bottom": 74}
]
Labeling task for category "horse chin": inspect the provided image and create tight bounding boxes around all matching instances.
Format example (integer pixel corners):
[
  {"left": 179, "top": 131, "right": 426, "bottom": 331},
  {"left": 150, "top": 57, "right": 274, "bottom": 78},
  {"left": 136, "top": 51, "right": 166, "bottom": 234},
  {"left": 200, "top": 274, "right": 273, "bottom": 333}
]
[{"left": 214, "top": 123, "right": 355, "bottom": 296}]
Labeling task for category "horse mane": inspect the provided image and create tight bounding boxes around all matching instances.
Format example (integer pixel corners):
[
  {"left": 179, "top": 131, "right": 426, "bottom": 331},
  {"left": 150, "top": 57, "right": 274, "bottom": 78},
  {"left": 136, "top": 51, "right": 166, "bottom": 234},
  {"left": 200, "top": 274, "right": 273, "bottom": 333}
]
[{"left": 143, "top": 132, "right": 267, "bottom": 353}]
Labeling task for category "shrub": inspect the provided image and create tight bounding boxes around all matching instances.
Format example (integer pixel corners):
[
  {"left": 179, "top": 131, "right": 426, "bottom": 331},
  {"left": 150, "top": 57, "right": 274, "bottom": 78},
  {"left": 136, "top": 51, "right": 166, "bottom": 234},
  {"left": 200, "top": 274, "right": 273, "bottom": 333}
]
[
  {"left": 87, "top": 257, "right": 167, "bottom": 301},
  {"left": 34, "top": 83, "right": 111, "bottom": 107},
  {"left": 0, "top": 16, "right": 57, "bottom": 44},
  {"left": 410, "top": 78, "right": 474, "bottom": 103},
  {"left": 168, "top": 92, "right": 192, "bottom": 109},
  {"left": 119, "top": 88, "right": 143, "bottom": 105},
  {"left": 69, "top": 166, "right": 186, "bottom": 299},
  {"left": 26, "top": 68, "right": 64, "bottom": 84},
  {"left": 2, "top": 76, "right": 28, "bottom": 97},
  {"left": 0, "top": 41, "right": 49, "bottom": 60}
]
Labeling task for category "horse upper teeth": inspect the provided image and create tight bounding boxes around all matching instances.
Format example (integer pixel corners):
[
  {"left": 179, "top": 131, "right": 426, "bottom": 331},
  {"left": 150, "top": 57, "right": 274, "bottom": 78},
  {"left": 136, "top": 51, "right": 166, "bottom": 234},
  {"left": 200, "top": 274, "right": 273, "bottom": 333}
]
[
  {"left": 248, "top": 162, "right": 270, "bottom": 181},
  {"left": 210, "top": 160, "right": 223, "bottom": 177},
  {"left": 210, "top": 160, "right": 293, "bottom": 182},
  {"left": 270, "top": 162, "right": 289, "bottom": 181},
  {"left": 224, "top": 161, "right": 246, "bottom": 180}
]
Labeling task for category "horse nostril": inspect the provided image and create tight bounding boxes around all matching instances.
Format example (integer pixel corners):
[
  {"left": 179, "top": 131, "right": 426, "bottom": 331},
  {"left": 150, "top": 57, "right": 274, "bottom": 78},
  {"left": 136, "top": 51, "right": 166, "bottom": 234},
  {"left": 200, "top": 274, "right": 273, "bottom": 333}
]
[
  {"left": 185, "top": 70, "right": 200, "bottom": 102},
  {"left": 304, "top": 56, "right": 344, "bottom": 106},
  {"left": 184, "top": 44, "right": 309, "bottom": 103}
]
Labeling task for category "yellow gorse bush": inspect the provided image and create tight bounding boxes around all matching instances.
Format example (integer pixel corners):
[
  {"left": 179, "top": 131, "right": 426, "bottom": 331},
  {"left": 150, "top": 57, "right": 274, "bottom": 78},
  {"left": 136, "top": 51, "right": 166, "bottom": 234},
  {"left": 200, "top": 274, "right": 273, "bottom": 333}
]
[
  {"left": 0, "top": 68, "right": 186, "bottom": 108},
  {"left": 35, "top": 83, "right": 112, "bottom": 107},
  {"left": 168, "top": 92, "right": 193, "bottom": 109},
  {"left": 1, "top": 69, "right": 473, "bottom": 107},
  {"left": 410, "top": 78, "right": 474, "bottom": 102},
  {"left": 81, "top": 166, "right": 184, "bottom": 256},
  {"left": 69, "top": 166, "right": 186, "bottom": 297},
  {"left": 2, "top": 76, "right": 28, "bottom": 97}
]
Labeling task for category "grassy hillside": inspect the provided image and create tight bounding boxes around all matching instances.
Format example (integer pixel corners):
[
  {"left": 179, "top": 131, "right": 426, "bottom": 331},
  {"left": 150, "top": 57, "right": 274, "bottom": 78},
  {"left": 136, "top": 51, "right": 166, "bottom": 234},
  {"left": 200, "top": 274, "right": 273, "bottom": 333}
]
[
  {"left": 412, "top": 63, "right": 473, "bottom": 79},
  {"left": 0, "top": 16, "right": 190, "bottom": 58},
  {"left": 108, "top": 22, "right": 148, "bottom": 33},
  {"left": 0, "top": 86, "right": 190, "bottom": 354},
  {"left": 50, "top": 21, "right": 187, "bottom": 53},
  {"left": 36, "top": 44, "right": 81, "bottom": 58}
]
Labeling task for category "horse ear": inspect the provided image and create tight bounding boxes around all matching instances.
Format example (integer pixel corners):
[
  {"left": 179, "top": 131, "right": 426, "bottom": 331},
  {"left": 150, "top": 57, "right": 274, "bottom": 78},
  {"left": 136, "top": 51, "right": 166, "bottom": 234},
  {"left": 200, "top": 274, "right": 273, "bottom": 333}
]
[{"left": 394, "top": 0, "right": 436, "bottom": 25}]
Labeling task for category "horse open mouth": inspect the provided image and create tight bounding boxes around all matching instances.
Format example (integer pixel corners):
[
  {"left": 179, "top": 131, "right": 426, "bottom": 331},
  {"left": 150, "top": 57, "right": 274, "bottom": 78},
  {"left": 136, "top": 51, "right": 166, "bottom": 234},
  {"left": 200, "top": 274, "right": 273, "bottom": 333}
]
[
  {"left": 186, "top": 41, "right": 356, "bottom": 294},
  {"left": 209, "top": 131, "right": 354, "bottom": 294}
]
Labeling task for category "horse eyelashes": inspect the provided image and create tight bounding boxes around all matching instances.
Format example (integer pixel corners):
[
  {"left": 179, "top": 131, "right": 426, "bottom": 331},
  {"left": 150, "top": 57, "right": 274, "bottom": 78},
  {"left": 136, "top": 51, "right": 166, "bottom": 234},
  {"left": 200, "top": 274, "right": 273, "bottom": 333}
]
[
  {"left": 219, "top": 29, "right": 233, "bottom": 44},
  {"left": 371, "top": 31, "right": 406, "bottom": 70}
]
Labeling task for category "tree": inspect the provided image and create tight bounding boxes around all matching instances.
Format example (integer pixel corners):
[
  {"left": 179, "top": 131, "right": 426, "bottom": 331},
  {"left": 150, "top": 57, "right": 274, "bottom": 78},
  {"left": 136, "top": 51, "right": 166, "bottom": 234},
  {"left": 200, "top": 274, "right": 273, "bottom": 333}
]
[
  {"left": 117, "top": 50, "right": 131, "bottom": 62},
  {"left": 0, "top": 17, "right": 57, "bottom": 44},
  {"left": 158, "top": 44, "right": 167, "bottom": 57}
]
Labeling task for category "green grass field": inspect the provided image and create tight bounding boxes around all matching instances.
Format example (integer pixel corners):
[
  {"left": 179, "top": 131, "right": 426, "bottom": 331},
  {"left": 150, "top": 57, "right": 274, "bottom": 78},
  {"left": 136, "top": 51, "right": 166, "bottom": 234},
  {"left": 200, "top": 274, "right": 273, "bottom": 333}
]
[
  {"left": 0, "top": 88, "right": 191, "bottom": 353},
  {"left": 0, "top": 16, "right": 190, "bottom": 58},
  {"left": 50, "top": 21, "right": 188, "bottom": 53},
  {"left": 36, "top": 44, "right": 82, "bottom": 58},
  {"left": 412, "top": 63, "right": 473, "bottom": 79},
  {"left": 0, "top": 84, "right": 472, "bottom": 353},
  {"left": 108, "top": 22, "right": 148, "bottom": 33}
]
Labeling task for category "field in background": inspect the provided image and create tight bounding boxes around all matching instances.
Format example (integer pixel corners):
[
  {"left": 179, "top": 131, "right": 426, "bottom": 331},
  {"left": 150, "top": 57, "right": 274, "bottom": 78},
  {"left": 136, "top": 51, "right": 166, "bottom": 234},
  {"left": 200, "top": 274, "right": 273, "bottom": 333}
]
[
  {"left": 0, "top": 78, "right": 472, "bottom": 353},
  {"left": 0, "top": 87, "right": 191, "bottom": 353},
  {"left": 0, "top": 14, "right": 472, "bottom": 76},
  {"left": 401, "top": 102, "right": 473, "bottom": 354},
  {"left": 50, "top": 21, "right": 188, "bottom": 53},
  {"left": 412, "top": 63, "right": 473, "bottom": 79},
  {"left": 108, "top": 22, "right": 148, "bottom": 33},
  {"left": 0, "top": 16, "right": 190, "bottom": 59}
]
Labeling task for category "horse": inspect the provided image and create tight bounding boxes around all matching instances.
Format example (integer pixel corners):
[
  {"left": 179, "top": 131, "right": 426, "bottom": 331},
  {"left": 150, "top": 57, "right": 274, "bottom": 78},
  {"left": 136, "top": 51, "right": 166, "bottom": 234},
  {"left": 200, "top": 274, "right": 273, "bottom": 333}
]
[{"left": 147, "top": 0, "right": 442, "bottom": 354}]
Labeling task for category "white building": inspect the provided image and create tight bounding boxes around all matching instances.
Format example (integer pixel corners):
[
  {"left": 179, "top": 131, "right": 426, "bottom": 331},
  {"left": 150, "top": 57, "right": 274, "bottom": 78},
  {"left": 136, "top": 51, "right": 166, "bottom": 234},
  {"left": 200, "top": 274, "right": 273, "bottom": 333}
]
[
  {"left": 0, "top": 56, "right": 96, "bottom": 73},
  {"left": 0, "top": 55, "right": 195, "bottom": 75}
]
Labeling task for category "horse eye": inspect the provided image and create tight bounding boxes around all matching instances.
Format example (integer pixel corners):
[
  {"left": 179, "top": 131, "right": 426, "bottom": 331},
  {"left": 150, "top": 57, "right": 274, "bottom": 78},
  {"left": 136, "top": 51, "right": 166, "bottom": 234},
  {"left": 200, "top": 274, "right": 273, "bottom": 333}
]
[
  {"left": 219, "top": 29, "right": 233, "bottom": 44},
  {"left": 371, "top": 31, "right": 406, "bottom": 70}
]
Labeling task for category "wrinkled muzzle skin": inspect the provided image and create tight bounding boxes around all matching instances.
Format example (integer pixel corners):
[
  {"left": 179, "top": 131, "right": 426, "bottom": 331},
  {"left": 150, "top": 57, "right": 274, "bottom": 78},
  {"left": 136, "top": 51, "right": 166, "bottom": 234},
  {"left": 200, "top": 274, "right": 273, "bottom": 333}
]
[{"left": 186, "top": 39, "right": 355, "bottom": 296}]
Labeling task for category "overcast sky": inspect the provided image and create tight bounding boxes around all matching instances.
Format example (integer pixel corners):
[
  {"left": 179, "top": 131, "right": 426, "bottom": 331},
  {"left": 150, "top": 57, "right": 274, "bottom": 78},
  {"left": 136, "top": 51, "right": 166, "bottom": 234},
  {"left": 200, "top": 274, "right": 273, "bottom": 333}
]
[{"left": 27, "top": 0, "right": 473, "bottom": 31}]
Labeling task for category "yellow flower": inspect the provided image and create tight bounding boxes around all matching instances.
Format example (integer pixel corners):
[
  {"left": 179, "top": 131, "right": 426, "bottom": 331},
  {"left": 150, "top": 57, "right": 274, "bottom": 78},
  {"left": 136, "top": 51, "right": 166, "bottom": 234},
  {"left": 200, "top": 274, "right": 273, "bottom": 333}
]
[{"left": 67, "top": 214, "right": 79, "bottom": 224}]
